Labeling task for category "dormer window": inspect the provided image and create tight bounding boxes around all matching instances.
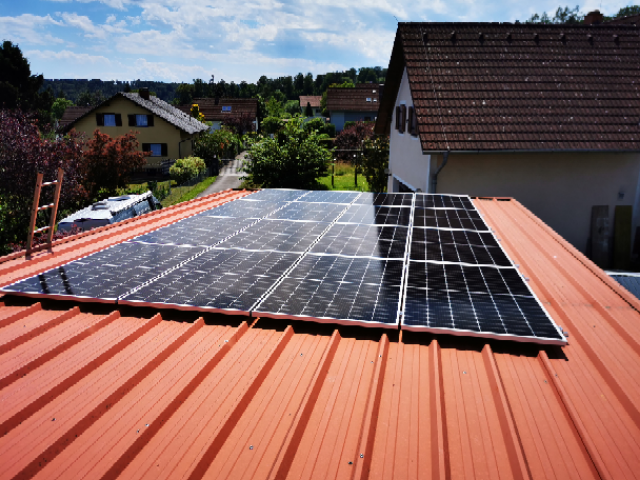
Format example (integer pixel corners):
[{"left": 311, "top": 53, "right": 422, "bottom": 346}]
[{"left": 222, "top": 106, "right": 232, "bottom": 112}]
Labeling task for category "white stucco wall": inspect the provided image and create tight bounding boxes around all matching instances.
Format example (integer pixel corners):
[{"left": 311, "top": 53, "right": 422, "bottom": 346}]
[
  {"left": 387, "top": 67, "right": 430, "bottom": 192},
  {"left": 438, "top": 152, "right": 640, "bottom": 254}
]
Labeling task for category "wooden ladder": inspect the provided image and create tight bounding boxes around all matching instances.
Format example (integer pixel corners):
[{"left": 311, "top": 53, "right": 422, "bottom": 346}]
[{"left": 26, "top": 168, "right": 64, "bottom": 255}]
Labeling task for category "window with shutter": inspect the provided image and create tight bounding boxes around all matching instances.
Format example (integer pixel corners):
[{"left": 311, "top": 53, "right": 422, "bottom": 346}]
[
  {"left": 135, "top": 114, "right": 148, "bottom": 127},
  {"left": 115, "top": 114, "right": 122, "bottom": 126},
  {"left": 128, "top": 115, "right": 136, "bottom": 127},
  {"left": 96, "top": 114, "right": 105, "bottom": 126},
  {"left": 161, "top": 143, "right": 168, "bottom": 156},
  {"left": 399, "top": 105, "right": 406, "bottom": 134},
  {"left": 411, "top": 107, "right": 418, "bottom": 136},
  {"left": 395, "top": 106, "right": 401, "bottom": 130},
  {"left": 147, "top": 115, "right": 154, "bottom": 126},
  {"left": 142, "top": 143, "right": 151, "bottom": 154}
]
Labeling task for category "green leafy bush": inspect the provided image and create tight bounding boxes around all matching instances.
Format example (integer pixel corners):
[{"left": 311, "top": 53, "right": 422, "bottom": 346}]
[
  {"left": 362, "top": 135, "right": 390, "bottom": 193},
  {"left": 193, "top": 129, "right": 237, "bottom": 166},
  {"left": 261, "top": 116, "right": 284, "bottom": 134},
  {"left": 169, "top": 156, "right": 206, "bottom": 184},
  {"left": 245, "top": 116, "right": 331, "bottom": 189}
]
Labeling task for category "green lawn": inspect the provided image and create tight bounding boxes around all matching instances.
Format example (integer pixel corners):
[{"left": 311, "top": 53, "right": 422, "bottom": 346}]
[
  {"left": 317, "top": 162, "right": 370, "bottom": 191},
  {"left": 126, "top": 176, "right": 218, "bottom": 208}
]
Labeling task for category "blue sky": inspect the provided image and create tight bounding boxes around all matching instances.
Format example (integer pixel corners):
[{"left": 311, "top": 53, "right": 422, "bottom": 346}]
[{"left": 0, "top": 0, "right": 634, "bottom": 83}]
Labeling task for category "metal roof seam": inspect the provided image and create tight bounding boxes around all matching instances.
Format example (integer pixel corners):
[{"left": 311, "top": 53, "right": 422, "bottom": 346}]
[{"left": 0, "top": 301, "right": 42, "bottom": 328}]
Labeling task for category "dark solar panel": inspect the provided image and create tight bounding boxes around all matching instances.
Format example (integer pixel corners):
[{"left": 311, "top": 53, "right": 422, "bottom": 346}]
[
  {"left": 611, "top": 275, "right": 640, "bottom": 300},
  {"left": 217, "top": 219, "right": 329, "bottom": 253},
  {"left": 414, "top": 194, "right": 474, "bottom": 210},
  {"left": 2, "top": 243, "right": 202, "bottom": 300},
  {"left": 353, "top": 192, "right": 414, "bottom": 206},
  {"left": 310, "top": 224, "right": 408, "bottom": 259},
  {"left": 202, "top": 200, "right": 286, "bottom": 218},
  {"left": 337, "top": 205, "right": 412, "bottom": 226},
  {"left": 266, "top": 202, "right": 347, "bottom": 222},
  {"left": 296, "top": 191, "right": 360, "bottom": 204},
  {"left": 132, "top": 216, "right": 256, "bottom": 247},
  {"left": 254, "top": 256, "right": 404, "bottom": 327},
  {"left": 242, "top": 189, "right": 307, "bottom": 202},
  {"left": 120, "top": 249, "right": 299, "bottom": 313},
  {"left": 413, "top": 207, "right": 488, "bottom": 230}
]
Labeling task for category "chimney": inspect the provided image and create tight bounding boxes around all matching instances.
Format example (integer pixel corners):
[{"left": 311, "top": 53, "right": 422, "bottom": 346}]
[
  {"left": 584, "top": 10, "right": 604, "bottom": 25},
  {"left": 139, "top": 87, "right": 150, "bottom": 100}
]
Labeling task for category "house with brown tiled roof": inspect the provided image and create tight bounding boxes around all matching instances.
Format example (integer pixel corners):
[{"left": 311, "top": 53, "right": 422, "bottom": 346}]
[
  {"left": 299, "top": 95, "right": 322, "bottom": 117},
  {"left": 376, "top": 20, "right": 640, "bottom": 264},
  {"left": 179, "top": 98, "right": 258, "bottom": 132},
  {"left": 326, "top": 84, "right": 380, "bottom": 131},
  {"left": 62, "top": 89, "right": 209, "bottom": 166}
]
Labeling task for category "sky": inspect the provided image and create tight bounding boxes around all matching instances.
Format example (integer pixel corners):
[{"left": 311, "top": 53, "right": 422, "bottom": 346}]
[{"left": 0, "top": 0, "right": 634, "bottom": 83}]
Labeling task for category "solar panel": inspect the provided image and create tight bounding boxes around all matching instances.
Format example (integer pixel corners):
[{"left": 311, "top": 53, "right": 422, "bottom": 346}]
[
  {"left": 120, "top": 249, "right": 300, "bottom": 313},
  {"left": 354, "top": 192, "right": 414, "bottom": 206},
  {"left": 242, "top": 189, "right": 307, "bottom": 202},
  {"left": 201, "top": 200, "right": 286, "bottom": 219},
  {"left": 414, "top": 194, "right": 474, "bottom": 210},
  {"left": 267, "top": 202, "right": 347, "bottom": 222},
  {"left": 337, "top": 205, "right": 412, "bottom": 226},
  {"left": 254, "top": 255, "right": 404, "bottom": 327},
  {"left": 310, "top": 224, "right": 408, "bottom": 259},
  {"left": 217, "top": 219, "right": 329, "bottom": 253},
  {"left": 295, "top": 191, "right": 360, "bottom": 204},
  {"left": 2, "top": 243, "right": 202, "bottom": 301},
  {"left": 412, "top": 207, "right": 487, "bottom": 230},
  {"left": 132, "top": 216, "right": 256, "bottom": 247}
]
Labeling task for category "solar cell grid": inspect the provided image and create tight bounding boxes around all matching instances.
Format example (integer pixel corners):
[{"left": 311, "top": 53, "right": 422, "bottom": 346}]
[
  {"left": 310, "top": 224, "right": 408, "bottom": 259},
  {"left": 132, "top": 216, "right": 255, "bottom": 247},
  {"left": 337, "top": 204, "right": 412, "bottom": 226},
  {"left": 267, "top": 202, "right": 346, "bottom": 222},
  {"left": 217, "top": 219, "right": 329, "bottom": 253},
  {"left": 295, "top": 191, "right": 360, "bottom": 204},
  {"left": 413, "top": 207, "right": 488, "bottom": 230},
  {"left": 353, "top": 192, "right": 414, "bottom": 206},
  {"left": 243, "top": 189, "right": 307, "bottom": 202},
  {"left": 120, "top": 249, "right": 299, "bottom": 313},
  {"left": 201, "top": 200, "right": 285, "bottom": 218},
  {"left": 255, "top": 255, "right": 404, "bottom": 327},
  {"left": 414, "top": 194, "right": 474, "bottom": 209},
  {"left": 3, "top": 243, "right": 202, "bottom": 300}
]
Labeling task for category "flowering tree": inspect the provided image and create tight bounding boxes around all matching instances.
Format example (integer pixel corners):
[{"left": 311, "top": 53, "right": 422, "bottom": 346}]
[
  {"left": 223, "top": 113, "right": 255, "bottom": 135},
  {"left": 0, "top": 109, "right": 86, "bottom": 253},
  {"left": 333, "top": 121, "right": 374, "bottom": 161},
  {"left": 190, "top": 103, "right": 206, "bottom": 123},
  {"left": 82, "top": 129, "right": 147, "bottom": 198}
]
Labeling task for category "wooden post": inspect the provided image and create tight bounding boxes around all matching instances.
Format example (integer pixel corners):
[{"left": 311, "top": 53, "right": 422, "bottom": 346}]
[
  {"left": 47, "top": 168, "right": 64, "bottom": 244},
  {"left": 354, "top": 153, "right": 358, "bottom": 188},
  {"left": 26, "top": 173, "right": 44, "bottom": 253},
  {"left": 331, "top": 161, "right": 335, "bottom": 188}
]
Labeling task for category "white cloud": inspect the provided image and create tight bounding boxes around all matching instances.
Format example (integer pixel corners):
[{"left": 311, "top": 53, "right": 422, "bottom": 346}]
[
  {"left": 59, "top": 12, "right": 128, "bottom": 39},
  {"left": 0, "top": 14, "right": 65, "bottom": 45},
  {"left": 25, "top": 49, "right": 111, "bottom": 64}
]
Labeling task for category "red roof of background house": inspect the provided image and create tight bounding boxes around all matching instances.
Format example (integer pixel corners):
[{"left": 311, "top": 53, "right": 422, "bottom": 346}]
[
  {"left": 2, "top": 190, "right": 640, "bottom": 479},
  {"left": 57, "top": 106, "right": 91, "bottom": 130},
  {"left": 326, "top": 84, "right": 381, "bottom": 112},
  {"left": 375, "top": 22, "right": 640, "bottom": 151},
  {"left": 299, "top": 95, "right": 321, "bottom": 108},
  {"left": 178, "top": 98, "right": 258, "bottom": 122}
]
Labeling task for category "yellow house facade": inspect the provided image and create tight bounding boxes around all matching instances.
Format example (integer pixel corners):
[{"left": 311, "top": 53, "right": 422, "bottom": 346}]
[{"left": 62, "top": 89, "right": 209, "bottom": 167}]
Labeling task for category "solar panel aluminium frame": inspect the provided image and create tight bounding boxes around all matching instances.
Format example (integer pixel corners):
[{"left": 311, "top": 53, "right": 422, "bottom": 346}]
[{"left": 400, "top": 195, "right": 567, "bottom": 345}]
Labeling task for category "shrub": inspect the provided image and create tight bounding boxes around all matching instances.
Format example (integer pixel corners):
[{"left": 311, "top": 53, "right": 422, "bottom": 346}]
[
  {"left": 169, "top": 156, "right": 206, "bottom": 184},
  {"left": 261, "top": 116, "right": 284, "bottom": 135},
  {"left": 245, "top": 116, "right": 331, "bottom": 189},
  {"left": 324, "top": 123, "right": 336, "bottom": 138},
  {"left": 362, "top": 135, "right": 390, "bottom": 193},
  {"left": 193, "top": 129, "right": 236, "bottom": 166}
]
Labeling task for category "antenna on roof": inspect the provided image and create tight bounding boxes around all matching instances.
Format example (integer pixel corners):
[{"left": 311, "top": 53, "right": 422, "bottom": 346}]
[{"left": 393, "top": 15, "right": 398, "bottom": 23}]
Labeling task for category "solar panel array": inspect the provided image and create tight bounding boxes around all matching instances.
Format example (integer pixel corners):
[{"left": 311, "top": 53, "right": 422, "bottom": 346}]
[{"left": 2, "top": 190, "right": 566, "bottom": 344}]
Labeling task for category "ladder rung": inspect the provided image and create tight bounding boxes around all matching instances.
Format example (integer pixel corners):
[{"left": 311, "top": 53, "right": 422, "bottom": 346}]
[
  {"left": 34, "top": 226, "right": 50, "bottom": 234},
  {"left": 42, "top": 181, "right": 58, "bottom": 187},
  {"left": 37, "top": 203, "right": 54, "bottom": 212}
]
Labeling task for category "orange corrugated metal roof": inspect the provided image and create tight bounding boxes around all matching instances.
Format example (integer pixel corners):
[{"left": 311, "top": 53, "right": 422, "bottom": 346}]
[{"left": 1, "top": 194, "right": 640, "bottom": 480}]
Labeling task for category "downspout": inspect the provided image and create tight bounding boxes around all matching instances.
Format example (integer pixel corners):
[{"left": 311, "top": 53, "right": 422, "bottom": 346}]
[{"left": 430, "top": 151, "right": 449, "bottom": 193}]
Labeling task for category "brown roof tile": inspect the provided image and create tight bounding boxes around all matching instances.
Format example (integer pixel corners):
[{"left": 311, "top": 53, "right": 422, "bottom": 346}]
[
  {"left": 326, "top": 84, "right": 381, "bottom": 112},
  {"left": 58, "top": 106, "right": 91, "bottom": 130},
  {"left": 179, "top": 98, "right": 258, "bottom": 122},
  {"left": 2, "top": 195, "right": 640, "bottom": 478},
  {"left": 299, "top": 95, "right": 321, "bottom": 108},
  {"left": 376, "top": 22, "right": 640, "bottom": 151}
]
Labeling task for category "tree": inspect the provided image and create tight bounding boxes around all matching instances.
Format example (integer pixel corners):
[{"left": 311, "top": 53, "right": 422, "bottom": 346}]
[
  {"left": 0, "top": 41, "right": 44, "bottom": 110},
  {"left": 362, "top": 136, "right": 389, "bottom": 193},
  {"left": 224, "top": 113, "right": 255, "bottom": 135},
  {"left": 294, "top": 73, "right": 304, "bottom": 95},
  {"left": 193, "top": 129, "right": 236, "bottom": 166},
  {"left": 176, "top": 83, "right": 194, "bottom": 105},
  {"left": 169, "top": 156, "right": 206, "bottom": 184},
  {"left": 245, "top": 116, "right": 331, "bottom": 188},
  {"left": 190, "top": 103, "right": 206, "bottom": 123},
  {"left": 525, "top": 5, "right": 582, "bottom": 23},
  {"left": 83, "top": 129, "right": 147, "bottom": 198},
  {"left": 0, "top": 109, "right": 86, "bottom": 253},
  {"left": 51, "top": 98, "right": 74, "bottom": 120},
  {"left": 334, "top": 121, "right": 375, "bottom": 161},
  {"left": 303, "top": 73, "right": 314, "bottom": 95},
  {"left": 284, "top": 100, "right": 300, "bottom": 116},
  {"left": 305, "top": 102, "right": 313, "bottom": 117},
  {"left": 76, "top": 89, "right": 105, "bottom": 107}
]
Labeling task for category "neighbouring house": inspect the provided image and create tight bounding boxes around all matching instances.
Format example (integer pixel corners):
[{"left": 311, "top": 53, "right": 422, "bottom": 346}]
[
  {"left": 61, "top": 88, "right": 209, "bottom": 166},
  {"left": 376, "top": 20, "right": 640, "bottom": 262},
  {"left": 326, "top": 83, "right": 381, "bottom": 131},
  {"left": 179, "top": 98, "right": 259, "bottom": 132},
  {"left": 299, "top": 95, "right": 322, "bottom": 117}
]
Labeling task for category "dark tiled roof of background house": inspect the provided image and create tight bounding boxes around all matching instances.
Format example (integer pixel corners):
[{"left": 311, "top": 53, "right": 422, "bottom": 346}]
[
  {"left": 375, "top": 22, "right": 640, "bottom": 151},
  {"left": 326, "top": 84, "right": 381, "bottom": 112},
  {"left": 3, "top": 193, "right": 640, "bottom": 479},
  {"left": 57, "top": 106, "right": 91, "bottom": 130},
  {"left": 61, "top": 93, "right": 209, "bottom": 135},
  {"left": 178, "top": 98, "right": 259, "bottom": 122},
  {"left": 299, "top": 95, "right": 321, "bottom": 108}
]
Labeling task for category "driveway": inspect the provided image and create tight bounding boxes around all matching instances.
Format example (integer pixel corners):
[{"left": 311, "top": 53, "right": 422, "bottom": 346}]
[{"left": 198, "top": 152, "right": 249, "bottom": 197}]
